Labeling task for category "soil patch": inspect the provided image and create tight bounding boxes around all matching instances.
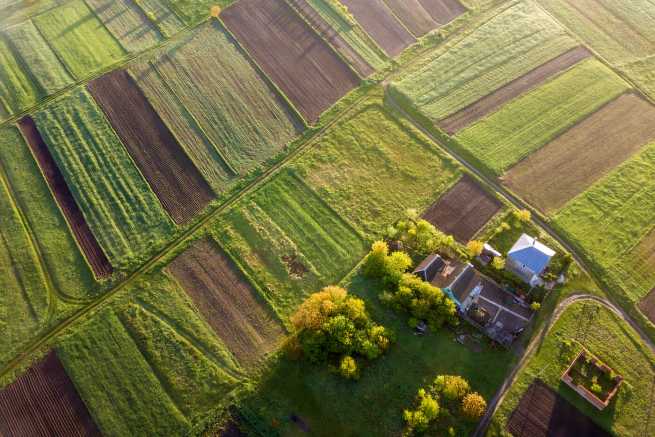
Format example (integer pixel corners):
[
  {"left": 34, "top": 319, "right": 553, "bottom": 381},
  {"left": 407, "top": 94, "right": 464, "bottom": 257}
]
[
  {"left": 221, "top": 0, "right": 360, "bottom": 124},
  {"left": 422, "top": 175, "right": 502, "bottom": 242},
  {"left": 638, "top": 288, "right": 655, "bottom": 325},
  {"left": 88, "top": 69, "right": 214, "bottom": 224},
  {"left": 503, "top": 93, "right": 655, "bottom": 214},
  {"left": 340, "top": 0, "right": 415, "bottom": 57},
  {"left": 167, "top": 238, "right": 285, "bottom": 366},
  {"left": 383, "top": 0, "right": 438, "bottom": 37},
  {"left": 18, "top": 116, "right": 112, "bottom": 278},
  {"left": 282, "top": 254, "right": 309, "bottom": 278},
  {"left": 440, "top": 46, "right": 592, "bottom": 134},
  {"left": 418, "top": 0, "right": 466, "bottom": 24},
  {"left": 0, "top": 350, "right": 100, "bottom": 437}
]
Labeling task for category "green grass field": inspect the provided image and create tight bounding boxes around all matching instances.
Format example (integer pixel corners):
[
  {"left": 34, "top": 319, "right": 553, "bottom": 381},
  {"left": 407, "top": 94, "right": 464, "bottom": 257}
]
[
  {"left": 391, "top": 1, "right": 577, "bottom": 121},
  {"left": 130, "top": 22, "right": 301, "bottom": 192},
  {"left": 215, "top": 170, "right": 368, "bottom": 318},
  {"left": 305, "top": 0, "right": 389, "bottom": 71},
  {"left": 57, "top": 274, "right": 242, "bottom": 436},
  {"left": 490, "top": 301, "right": 655, "bottom": 437},
  {"left": 455, "top": 59, "right": 629, "bottom": 175},
  {"left": 553, "top": 141, "right": 655, "bottom": 302},
  {"left": 0, "top": 35, "right": 40, "bottom": 120},
  {"left": 165, "top": 0, "right": 232, "bottom": 26},
  {"left": 134, "top": 0, "right": 186, "bottom": 37},
  {"left": 33, "top": 0, "right": 126, "bottom": 79},
  {"left": 3, "top": 20, "right": 73, "bottom": 94},
  {"left": 290, "top": 96, "right": 461, "bottom": 237},
  {"left": 34, "top": 89, "right": 175, "bottom": 270}
]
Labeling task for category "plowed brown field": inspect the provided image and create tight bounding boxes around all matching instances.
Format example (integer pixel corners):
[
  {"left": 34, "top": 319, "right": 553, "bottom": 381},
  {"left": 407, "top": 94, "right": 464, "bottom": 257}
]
[
  {"left": 0, "top": 351, "right": 100, "bottom": 437},
  {"left": 418, "top": 0, "right": 466, "bottom": 24},
  {"left": 503, "top": 93, "right": 655, "bottom": 213},
  {"left": 222, "top": 0, "right": 359, "bottom": 124},
  {"left": 383, "top": 0, "right": 438, "bottom": 37},
  {"left": 18, "top": 116, "right": 112, "bottom": 278},
  {"left": 88, "top": 70, "right": 214, "bottom": 224},
  {"left": 167, "top": 239, "right": 285, "bottom": 366},
  {"left": 440, "top": 47, "right": 591, "bottom": 134},
  {"left": 340, "top": 0, "right": 415, "bottom": 57},
  {"left": 639, "top": 288, "right": 655, "bottom": 325},
  {"left": 422, "top": 175, "right": 502, "bottom": 242}
]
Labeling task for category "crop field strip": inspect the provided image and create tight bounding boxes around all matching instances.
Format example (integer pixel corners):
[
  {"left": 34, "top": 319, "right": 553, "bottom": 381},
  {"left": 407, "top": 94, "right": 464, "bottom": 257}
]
[
  {"left": 339, "top": 0, "right": 415, "bottom": 58},
  {"left": 455, "top": 58, "right": 630, "bottom": 175},
  {"left": 133, "top": 0, "right": 186, "bottom": 38},
  {"left": 440, "top": 46, "right": 591, "bottom": 134},
  {"left": 391, "top": 1, "right": 578, "bottom": 122},
  {"left": 0, "top": 350, "right": 100, "bottom": 437},
  {"left": 17, "top": 116, "right": 112, "bottom": 279},
  {"left": 382, "top": 0, "right": 439, "bottom": 37},
  {"left": 167, "top": 238, "right": 285, "bottom": 366},
  {"left": 0, "top": 33, "right": 41, "bottom": 121},
  {"left": 422, "top": 174, "right": 502, "bottom": 242},
  {"left": 417, "top": 0, "right": 466, "bottom": 25},
  {"left": 33, "top": 88, "right": 175, "bottom": 267},
  {"left": 88, "top": 69, "right": 215, "bottom": 224},
  {"left": 130, "top": 21, "right": 302, "bottom": 191},
  {"left": 503, "top": 92, "right": 655, "bottom": 214},
  {"left": 222, "top": 0, "right": 360, "bottom": 124}
]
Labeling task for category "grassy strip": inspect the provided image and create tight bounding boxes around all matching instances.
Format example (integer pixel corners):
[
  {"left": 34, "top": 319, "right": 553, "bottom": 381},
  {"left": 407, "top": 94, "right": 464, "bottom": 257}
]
[
  {"left": 0, "top": 36, "right": 40, "bottom": 120},
  {"left": 133, "top": 0, "right": 186, "bottom": 37}
]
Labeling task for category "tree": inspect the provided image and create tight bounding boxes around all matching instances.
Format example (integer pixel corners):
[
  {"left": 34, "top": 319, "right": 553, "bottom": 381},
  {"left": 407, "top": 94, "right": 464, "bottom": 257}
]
[
  {"left": 404, "top": 389, "right": 440, "bottom": 434},
  {"left": 362, "top": 241, "right": 389, "bottom": 278},
  {"left": 388, "top": 210, "right": 456, "bottom": 257},
  {"left": 514, "top": 209, "right": 531, "bottom": 222},
  {"left": 461, "top": 392, "right": 486, "bottom": 420},
  {"left": 361, "top": 241, "right": 412, "bottom": 287},
  {"left": 491, "top": 256, "right": 506, "bottom": 270},
  {"left": 434, "top": 375, "right": 470, "bottom": 401},
  {"left": 384, "top": 251, "right": 413, "bottom": 286},
  {"left": 467, "top": 240, "right": 484, "bottom": 257}
]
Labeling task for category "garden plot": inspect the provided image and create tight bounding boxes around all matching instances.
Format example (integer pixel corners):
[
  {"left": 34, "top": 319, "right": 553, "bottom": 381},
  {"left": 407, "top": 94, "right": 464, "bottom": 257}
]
[
  {"left": 391, "top": 1, "right": 577, "bottom": 121},
  {"left": 216, "top": 170, "right": 368, "bottom": 317},
  {"left": 34, "top": 89, "right": 174, "bottom": 268},
  {"left": 167, "top": 239, "right": 285, "bottom": 366},
  {"left": 222, "top": 0, "right": 359, "bottom": 123},
  {"left": 88, "top": 69, "right": 214, "bottom": 224},
  {"left": 418, "top": 0, "right": 466, "bottom": 24},
  {"left": 133, "top": 0, "right": 185, "bottom": 37},
  {"left": 18, "top": 116, "right": 112, "bottom": 278},
  {"left": 504, "top": 93, "right": 655, "bottom": 214},
  {"left": 382, "top": 0, "right": 438, "bottom": 37},
  {"left": 0, "top": 351, "right": 100, "bottom": 436},
  {"left": 86, "top": 0, "right": 163, "bottom": 52},
  {"left": 422, "top": 175, "right": 501, "bottom": 242},
  {"left": 34, "top": 0, "right": 125, "bottom": 79},
  {"left": 441, "top": 47, "right": 591, "bottom": 134},
  {"left": 455, "top": 58, "right": 628, "bottom": 175},
  {"left": 130, "top": 22, "right": 301, "bottom": 192},
  {"left": 340, "top": 0, "right": 415, "bottom": 57},
  {"left": 0, "top": 36, "right": 40, "bottom": 120}
]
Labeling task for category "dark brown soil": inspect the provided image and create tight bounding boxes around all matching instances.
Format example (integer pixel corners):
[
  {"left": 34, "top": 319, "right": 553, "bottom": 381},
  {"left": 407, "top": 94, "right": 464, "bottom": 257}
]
[
  {"left": 222, "top": 0, "right": 360, "bottom": 124},
  {"left": 282, "top": 254, "right": 308, "bottom": 278},
  {"left": 18, "top": 116, "right": 112, "bottom": 278},
  {"left": 289, "top": 0, "right": 374, "bottom": 77},
  {"left": 422, "top": 175, "right": 502, "bottom": 242},
  {"left": 507, "top": 379, "right": 610, "bottom": 437},
  {"left": 87, "top": 69, "right": 214, "bottom": 224},
  {"left": 167, "top": 238, "right": 285, "bottom": 366},
  {"left": 638, "top": 288, "right": 655, "bottom": 325},
  {"left": 418, "top": 0, "right": 466, "bottom": 25},
  {"left": 0, "top": 351, "right": 100, "bottom": 437},
  {"left": 441, "top": 47, "right": 592, "bottom": 133},
  {"left": 383, "top": 0, "right": 438, "bottom": 37},
  {"left": 340, "top": 0, "right": 415, "bottom": 57}
]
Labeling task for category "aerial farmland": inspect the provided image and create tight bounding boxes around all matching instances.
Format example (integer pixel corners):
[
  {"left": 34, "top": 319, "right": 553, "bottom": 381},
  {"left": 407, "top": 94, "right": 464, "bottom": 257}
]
[{"left": 1, "top": 0, "right": 654, "bottom": 436}]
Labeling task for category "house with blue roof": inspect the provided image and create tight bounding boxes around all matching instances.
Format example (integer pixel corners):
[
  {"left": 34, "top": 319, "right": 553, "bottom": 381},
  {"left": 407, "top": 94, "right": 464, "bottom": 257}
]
[{"left": 506, "top": 234, "right": 556, "bottom": 287}]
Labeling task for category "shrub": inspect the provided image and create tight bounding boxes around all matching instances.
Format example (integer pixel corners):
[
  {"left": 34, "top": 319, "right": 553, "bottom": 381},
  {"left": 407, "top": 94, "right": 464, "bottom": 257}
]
[
  {"left": 362, "top": 240, "right": 389, "bottom": 278},
  {"left": 530, "top": 302, "right": 541, "bottom": 311},
  {"left": 434, "top": 375, "right": 471, "bottom": 401},
  {"left": 513, "top": 209, "right": 531, "bottom": 222},
  {"left": 591, "top": 383, "right": 602, "bottom": 394},
  {"left": 491, "top": 256, "right": 505, "bottom": 270},
  {"left": 387, "top": 210, "right": 458, "bottom": 257},
  {"left": 461, "top": 393, "right": 487, "bottom": 420},
  {"left": 362, "top": 241, "right": 412, "bottom": 287},
  {"left": 339, "top": 355, "right": 359, "bottom": 380},
  {"left": 467, "top": 240, "right": 484, "bottom": 257},
  {"left": 403, "top": 389, "right": 440, "bottom": 434}
]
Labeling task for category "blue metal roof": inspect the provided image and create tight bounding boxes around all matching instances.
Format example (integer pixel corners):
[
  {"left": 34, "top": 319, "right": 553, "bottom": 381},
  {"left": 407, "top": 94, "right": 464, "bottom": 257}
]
[{"left": 507, "top": 234, "right": 555, "bottom": 275}]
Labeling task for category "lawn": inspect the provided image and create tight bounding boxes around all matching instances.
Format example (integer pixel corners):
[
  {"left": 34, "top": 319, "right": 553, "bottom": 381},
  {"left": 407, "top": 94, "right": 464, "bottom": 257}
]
[
  {"left": 57, "top": 274, "right": 242, "bottom": 436},
  {"left": 553, "top": 141, "right": 655, "bottom": 302},
  {"left": 33, "top": 0, "right": 126, "bottom": 79},
  {"left": 290, "top": 93, "right": 461, "bottom": 237},
  {"left": 0, "top": 35, "right": 40, "bottom": 120},
  {"left": 215, "top": 170, "right": 368, "bottom": 318},
  {"left": 390, "top": 1, "right": 576, "bottom": 121},
  {"left": 455, "top": 59, "right": 629, "bottom": 175},
  {"left": 33, "top": 89, "right": 175, "bottom": 270},
  {"left": 490, "top": 301, "right": 655, "bottom": 437},
  {"left": 236, "top": 271, "right": 513, "bottom": 436}
]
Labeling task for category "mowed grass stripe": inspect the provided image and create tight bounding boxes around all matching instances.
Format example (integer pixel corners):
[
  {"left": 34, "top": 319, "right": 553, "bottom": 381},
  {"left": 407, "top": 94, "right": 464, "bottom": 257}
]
[
  {"left": 34, "top": 89, "right": 175, "bottom": 267},
  {"left": 0, "top": 35, "right": 40, "bottom": 120},
  {"left": 133, "top": 0, "right": 186, "bottom": 38},
  {"left": 455, "top": 59, "right": 629, "bottom": 175},
  {"left": 0, "top": 126, "right": 96, "bottom": 298},
  {"left": 392, "top": 1, "right": 577, "bottom": 121},
  {"left": 33, "top": 0, "right": 125, "bottom": 79}
]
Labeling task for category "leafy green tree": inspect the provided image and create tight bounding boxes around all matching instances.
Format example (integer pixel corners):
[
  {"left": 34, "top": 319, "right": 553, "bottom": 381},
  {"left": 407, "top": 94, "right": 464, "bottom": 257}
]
[
  {"left": 403, "top": 389, "right": 440, "bottom": 434},
  {"left": 387, "top": 210, "right": 456, "bottom": 257},
  {"left": 461, "top": 393, "right": 486, "bottom": 420},
  {"left": 362, "top": 240, "right": 389, "bottom": 278},
  {"left": 467, "top": 240, "right": 484, "bottom": 257},
  {"left": 434, "top": 375, "right": 471, "bottom": 401}
]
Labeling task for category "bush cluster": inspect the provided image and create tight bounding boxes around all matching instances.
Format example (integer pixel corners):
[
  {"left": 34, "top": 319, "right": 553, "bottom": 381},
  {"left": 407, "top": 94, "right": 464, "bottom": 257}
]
[{"left": 386, "top": 209, "right": 463, "bottom": 259}]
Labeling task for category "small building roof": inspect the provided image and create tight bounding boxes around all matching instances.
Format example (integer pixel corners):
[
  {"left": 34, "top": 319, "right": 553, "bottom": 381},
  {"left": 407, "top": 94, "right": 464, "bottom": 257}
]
[{"left": 507, "top": 234, "right": 555, "bottom": 275}]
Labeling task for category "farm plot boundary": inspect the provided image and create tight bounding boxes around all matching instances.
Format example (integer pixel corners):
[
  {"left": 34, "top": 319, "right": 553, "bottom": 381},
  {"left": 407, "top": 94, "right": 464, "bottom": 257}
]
[{"left": 418, "top": 0, "right": 466, "bottom": 25}]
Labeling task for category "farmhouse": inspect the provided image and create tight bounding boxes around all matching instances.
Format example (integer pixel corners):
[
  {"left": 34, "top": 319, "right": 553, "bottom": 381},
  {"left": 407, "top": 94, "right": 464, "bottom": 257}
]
[
  {"left": 506, "top": 234, "right": 555, "bottom": 287},
  {"left": 414, "top": 254, "right": 532, "bottom": 345}
]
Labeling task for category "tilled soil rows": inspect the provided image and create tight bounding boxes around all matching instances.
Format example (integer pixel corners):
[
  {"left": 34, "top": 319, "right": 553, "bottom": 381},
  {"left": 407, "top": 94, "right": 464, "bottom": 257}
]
[
  {"left": 503, "top": 93, "right": 655, "bottom": 214},
  {"left": 383, "top": 0, "right": 438, "bottom": 37},
  {"left": 222, "top": 0, "right": 360, "bottom": 124},
  {"left": 18, "top": 116, "right": 112, "bottom": 278},
  {"left": 167, "top": 239, "right": 285, "bottom": 366},
  {"left": 0, "top": 351, "right": 100, "bottom": 437},
  {"left": 418, "top": 0, "right": 466, "bottom": 24},
  {"left": 422, "top": 175, "right": 502, "bottom": 242},
  {"left": 441, "top": 46, "right": 592, "bottom": 134},
  {"left": 88, "top": 69, "right": 214, "bottom": 224}
]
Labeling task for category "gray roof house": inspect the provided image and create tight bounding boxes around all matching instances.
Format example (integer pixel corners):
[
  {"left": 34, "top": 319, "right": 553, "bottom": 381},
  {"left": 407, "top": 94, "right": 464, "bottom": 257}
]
[{"left": 506, "top": 234, "right": 556, "bottom": 287}]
